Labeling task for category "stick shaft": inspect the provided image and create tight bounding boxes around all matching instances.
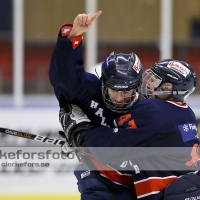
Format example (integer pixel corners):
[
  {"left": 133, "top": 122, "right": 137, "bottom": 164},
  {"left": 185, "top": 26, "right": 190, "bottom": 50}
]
[
  {"left": 0, "top": 127, "right": 65, "bottom": 146},
  {"left": 0, "top": 127, "right": 81, "bottom": 162}
]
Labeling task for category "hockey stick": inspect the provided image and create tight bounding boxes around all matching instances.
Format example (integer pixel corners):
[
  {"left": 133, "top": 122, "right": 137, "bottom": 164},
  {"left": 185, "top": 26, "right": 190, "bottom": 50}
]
[{"left": 0, "top": 127, "right": 81, "bottom": 161}]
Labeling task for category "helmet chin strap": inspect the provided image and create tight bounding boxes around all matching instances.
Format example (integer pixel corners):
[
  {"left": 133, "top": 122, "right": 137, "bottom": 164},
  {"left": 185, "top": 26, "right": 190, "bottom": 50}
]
[
  {"left": 154, "top": 94, "right": 172, "bottom": 100},
  {"left": 154, "top": 87, "right": 173, "bottom": 101}
]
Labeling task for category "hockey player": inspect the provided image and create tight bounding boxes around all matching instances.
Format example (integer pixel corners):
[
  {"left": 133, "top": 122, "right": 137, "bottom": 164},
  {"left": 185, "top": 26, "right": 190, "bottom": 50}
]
[
  {"left": 49, "top": 11, "right": 199, "bottom": 200},
  {"left": 78, "top": 59, "right": 199, "bottom": 200},
  {"left": 59, "top": 59, "right": 199, "bottom": 200},
  {"left": 49, "top": 11, "right": 143, "bottom": 199},
  {"left": 49, "top": 10, "right": 143, "bottom": 126}
]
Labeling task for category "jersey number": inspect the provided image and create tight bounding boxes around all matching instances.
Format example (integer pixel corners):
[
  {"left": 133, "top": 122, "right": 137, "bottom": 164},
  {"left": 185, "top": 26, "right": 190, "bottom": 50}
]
[{"left": 118, "top": 114, "right": 137, "bottom": 129}]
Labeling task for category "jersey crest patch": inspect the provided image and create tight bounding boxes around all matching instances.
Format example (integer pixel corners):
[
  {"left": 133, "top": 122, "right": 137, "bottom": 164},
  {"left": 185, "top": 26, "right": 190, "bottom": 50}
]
[{"left": 178, "top": 123, "right": 198, "bottom": 142}]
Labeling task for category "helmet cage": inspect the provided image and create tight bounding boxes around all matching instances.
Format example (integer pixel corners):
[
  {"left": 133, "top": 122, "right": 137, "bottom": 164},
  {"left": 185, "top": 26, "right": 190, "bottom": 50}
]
[
  {"left": 102, "top": 83, "right": 137, "bottom": 113},
  {"left": 141, "top": 69, "right": 163, "bottom": 99},
  {"left": 141, "top": 68, "right": 192, "bottom": 102}
]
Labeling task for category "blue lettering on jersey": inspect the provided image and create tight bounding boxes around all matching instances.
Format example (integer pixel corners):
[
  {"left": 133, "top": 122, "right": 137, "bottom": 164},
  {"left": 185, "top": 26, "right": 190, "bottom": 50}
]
[{"left": 178, "top": 123, "right": 198, "bottom": 142}]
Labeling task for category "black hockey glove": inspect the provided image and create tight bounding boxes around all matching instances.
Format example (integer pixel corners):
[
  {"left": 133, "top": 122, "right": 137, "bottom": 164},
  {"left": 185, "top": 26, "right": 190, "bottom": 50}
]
[{"left": 59, "top": 104, "right": 95, "bottom": 147}]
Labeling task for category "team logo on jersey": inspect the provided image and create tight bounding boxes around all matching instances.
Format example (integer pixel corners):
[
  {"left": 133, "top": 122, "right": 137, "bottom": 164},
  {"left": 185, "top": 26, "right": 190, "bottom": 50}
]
[{"left": 178, "top": 123, "right": 198, "bottom": 142}]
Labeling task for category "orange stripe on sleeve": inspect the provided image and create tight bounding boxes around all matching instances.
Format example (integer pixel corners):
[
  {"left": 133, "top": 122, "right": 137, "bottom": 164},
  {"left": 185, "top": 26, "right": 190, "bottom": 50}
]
[
  {"left": 134, "top": 177, "right": 178, "bottom": 197},
  {"left": 87, "top": 155, "right": 134, "bottom": 188}
]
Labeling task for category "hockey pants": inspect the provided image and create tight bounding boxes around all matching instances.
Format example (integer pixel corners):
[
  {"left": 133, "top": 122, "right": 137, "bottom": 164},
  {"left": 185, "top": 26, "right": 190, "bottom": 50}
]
[{"left": 74, "top": 163, "right": 136, "bottom": 200}]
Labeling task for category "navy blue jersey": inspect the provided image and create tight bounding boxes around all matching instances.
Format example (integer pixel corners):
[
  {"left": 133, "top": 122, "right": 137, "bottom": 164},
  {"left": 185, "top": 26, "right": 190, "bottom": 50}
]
[
  {"left": 83, "top": 98, "right": 200, "bottom": 199},
  {"left": 49, "top": 25, "right": 141, "bottom": 199},
  {"left": 84, "top": 99, "right": 198, "bottom": 147},
  {"left": 49, "top": 24, "right": 127, "bottom": 126}
]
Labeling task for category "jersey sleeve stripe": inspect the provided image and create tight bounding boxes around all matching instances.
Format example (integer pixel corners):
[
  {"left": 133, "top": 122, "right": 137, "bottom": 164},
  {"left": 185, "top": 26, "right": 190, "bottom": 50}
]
[
  {"left": 134, "top": 176, "right": 178, "bottom": 197},
  {"left": 86, "top": 154, "right": 134, "bottom": 188}
]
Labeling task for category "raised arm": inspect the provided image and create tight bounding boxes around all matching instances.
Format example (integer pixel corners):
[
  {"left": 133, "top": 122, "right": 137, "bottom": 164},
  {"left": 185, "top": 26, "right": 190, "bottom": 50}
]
[
  {"left": 68, "top": 11, "right": 102, "bottom": 38},
  {"left": 49, "top": 11, "right": 102, "bottom": 106}
]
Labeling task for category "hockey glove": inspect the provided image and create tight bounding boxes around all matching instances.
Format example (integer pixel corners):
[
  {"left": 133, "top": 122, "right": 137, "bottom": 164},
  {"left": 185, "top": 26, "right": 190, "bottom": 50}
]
[{"left": 59, "top": 104, "right": 95, "bottom": 147}]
